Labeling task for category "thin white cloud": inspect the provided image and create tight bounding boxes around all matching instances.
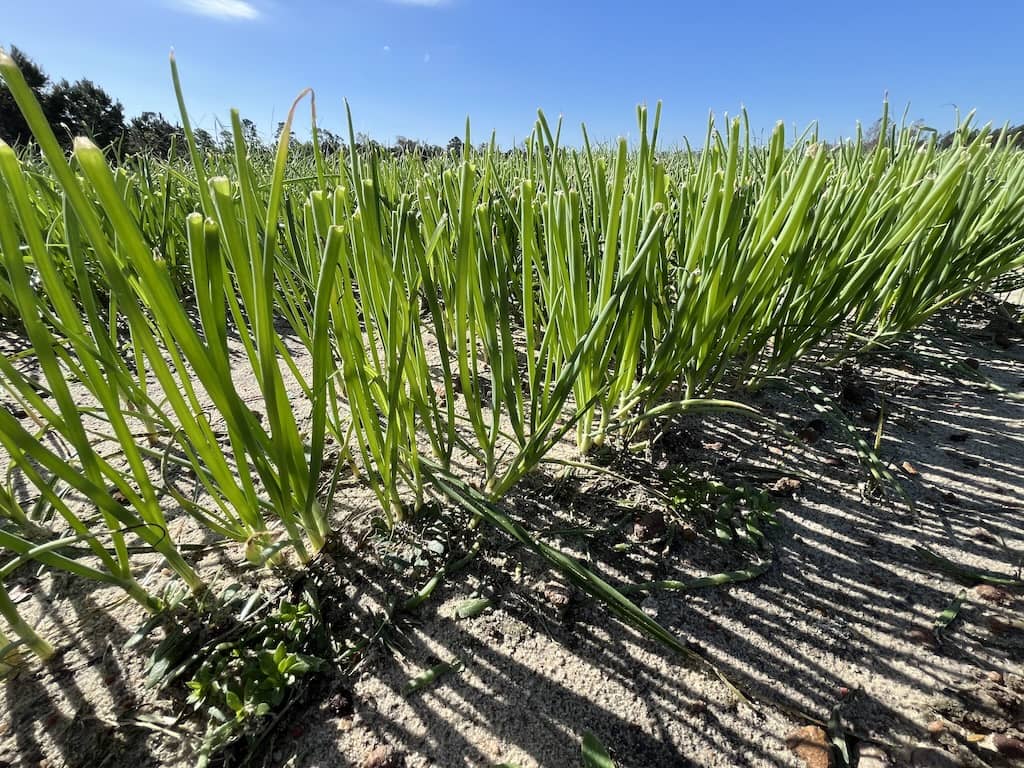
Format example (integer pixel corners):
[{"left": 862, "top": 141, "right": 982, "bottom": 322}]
[
  {"left": 423, "top": 52, "right": 431, "bottom": 63},
  {"left": 383, "top": 45, "right": 391, "bottom": 53},
  {"left": 172, "top": 0, "right": 261, "bottom": 20}
]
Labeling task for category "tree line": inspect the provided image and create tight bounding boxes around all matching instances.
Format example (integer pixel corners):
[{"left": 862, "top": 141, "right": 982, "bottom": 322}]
[
  {"left": 4, "top": 45, "right": 1021, "bottom": 160},
  {"left": 1, "top": 45, "right": 471, "bottom": 160},
  {"left": 1, "top": 46, "right": 211, "bottom": 156}
]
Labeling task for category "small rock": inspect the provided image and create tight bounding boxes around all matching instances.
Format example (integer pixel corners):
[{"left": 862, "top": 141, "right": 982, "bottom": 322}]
[
  {"left": 785, "top": 725, "right": 833, "bottom": 768},
  {"left": 926, "top": 720, "right": 946, "bottom": 736},
  {"left": 542, "top": 581, "right": 573, "bottom": 614},
  {"left": 966, "top": 526, "right": 998, "bottom": 544},
  {"left": 326, "top": 689, "right": 355, "bottom": 718},
  {"left": 821, "top": 455, "right": 846, "bottom": 467},
  {"left": 703, "top": 441, "right": 725, "bottom": 452},
  {"left": 974, "top": 584, "right": 1013, "bottom": 603},
  {"left": 901, "top": 461, "right": 919, "bottom": 476},
  {"left": 685, "top": 700, "right": 708, "bottom": 716},
  {"left": 770, "top": 476, "right": 803, "bottom": 497},
  {"left": 986, "top": 616, "right": 1020, "bottom": 634},
  {"left": 905, "top": 628, "right": 937, "bottom": 646},
  {"left": 797, "top": 424, "right": 822, "bottom": 443},
  {"left": 856, "top": 744, "right": 891, "bottom": 767},
  {"left": 767, "top": 445, "right": 784, "bottom": 457},
  {"left": 986, "top": 670, "right": 1003, "bottom": 684},
  {"left": 633, "top": 510, "right": 666, "bottom": 541},
  {"left": 361, "top": 746, "right": 404, "bottom": 768},
  {"left": 993, "top": 734, "right": 1024, "bottom": 758},
  {"left": 964, "top": 358, "right": 980, "bottom": 370}
]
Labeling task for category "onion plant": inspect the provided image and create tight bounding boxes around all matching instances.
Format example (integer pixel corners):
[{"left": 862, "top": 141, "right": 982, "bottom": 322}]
[
  {"left": 3, "top": 43, "right": 1024, "bottom": 667},
  {"left": 0, "top": 51, "right": 333, "bottom": 631}
]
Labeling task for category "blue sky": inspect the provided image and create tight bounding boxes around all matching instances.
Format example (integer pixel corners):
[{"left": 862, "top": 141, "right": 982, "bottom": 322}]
[{"left": 5, "top": 0, "right": 1023, "bottom": 147}]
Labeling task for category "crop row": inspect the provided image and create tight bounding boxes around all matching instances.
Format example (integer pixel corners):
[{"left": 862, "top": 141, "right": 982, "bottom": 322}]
[{"left": 1, "top": 50, "right": 1023, "bottom": 666}]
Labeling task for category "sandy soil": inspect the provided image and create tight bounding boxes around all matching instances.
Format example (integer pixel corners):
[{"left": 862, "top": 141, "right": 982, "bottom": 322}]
[{"left": 1, "top": 297, "right": 1022, "bottom": 768}]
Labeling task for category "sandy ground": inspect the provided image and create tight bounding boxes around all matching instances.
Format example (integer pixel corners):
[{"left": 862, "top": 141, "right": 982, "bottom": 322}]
[{"left": 1, "top": 297, "right": 1023, "bottom": 768}]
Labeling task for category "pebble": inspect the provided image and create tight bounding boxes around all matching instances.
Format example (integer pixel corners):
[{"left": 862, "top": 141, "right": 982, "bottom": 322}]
[
  {"left": 966, "top": 526, "right": 998, "bottom": 543},
  {"left": 856, "top": 744, "right": 891, "bottom": 767},
  {"left": 542, "top": 581, "right": 573, "bottom": 614},
  {"left": 685, "top": 700, "right": 708, "bottom": 716},
  {"left": 974, "top": 584, "right": 1012, "bottom": 603},
  {"left": 986, "top": 615, "right": 1021, "bottom": 634},
  {"left": 905, "top": 628, "right": 937, "bottom": 646},
  {"left": 785, "top": 725, "right": 833, "bottom": 768},
  {"left": 633, "top": 510, "right": 666, "bottom": 541},
  {"left": 361, "top": 745, "right": 404, "bottom": 768},
  {"left": 797, "top": 425, "right": 821, "bottom": 443},
  {"left": 770, "top": 476, "right": 803, "bottom": 497},
  {"left": 993, "top": 734, "right": 1024, "bottom": 758}
]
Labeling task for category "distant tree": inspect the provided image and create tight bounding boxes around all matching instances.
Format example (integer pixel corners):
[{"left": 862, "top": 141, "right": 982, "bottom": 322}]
[
  {"left": 48, "top": 78, "right": 125, "bottom": 150},
  {"left": 317, "top": 128, "right": 341, "bottom": 155},
  {"left": 240, "top": 118, "right": 260, "bottom": 148},
  {"left": 217, "top": 118, "right": 263, "bottom": 152},
  {"left": 446, "top": 135, "right": 463, "bottom": 156},
  {"left": 354, "top": 131, "right": 382, "bottom": 154},
  {"left": 392, "top": 135, "right": 444, "bottom": 159},
  {"left": 125, "top": 111, "right": 179, "bottom": 157},
  {"left": 394, "top": 135, "right": 419, "bottom": 155},
  {"left": 938, "top": 123, "right": 1024, "bottom": 150},
  {"left": 0, "top": 45, "right": 51, "bottom": 146},
  {"left": 274, "top": 120, "right": 295, "bottom": 145},
  {"left": 193, "top": 127, "right": 217, "bottom": 154}
]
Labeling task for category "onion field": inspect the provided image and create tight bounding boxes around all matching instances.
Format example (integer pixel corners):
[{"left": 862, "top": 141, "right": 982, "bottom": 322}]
[{"left": 1, "top": 49, "right": 1023, "bottom": 767}]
